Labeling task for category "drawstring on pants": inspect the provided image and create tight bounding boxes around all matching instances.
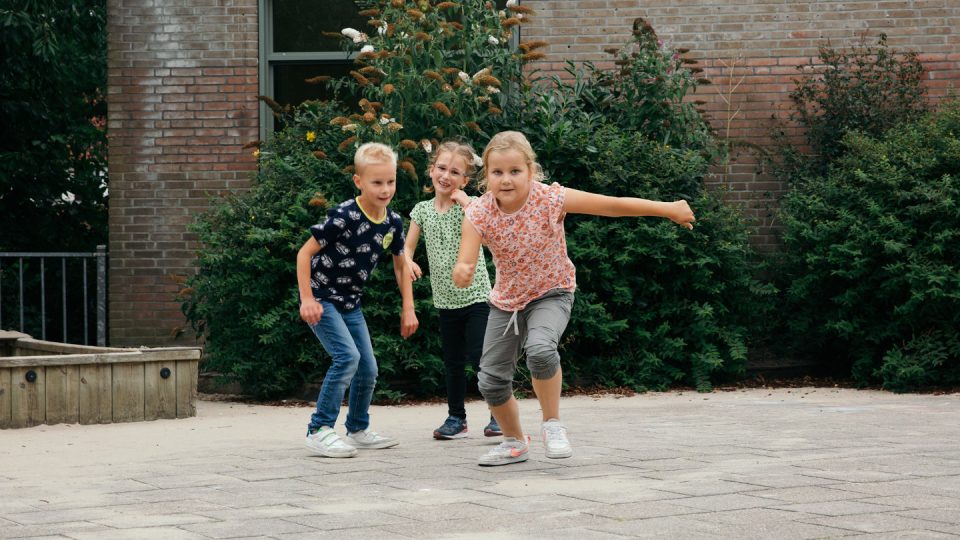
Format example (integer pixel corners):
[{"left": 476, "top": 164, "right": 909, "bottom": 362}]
[{"left": 502, "top": 310, "right": 519, "bottom": 336}]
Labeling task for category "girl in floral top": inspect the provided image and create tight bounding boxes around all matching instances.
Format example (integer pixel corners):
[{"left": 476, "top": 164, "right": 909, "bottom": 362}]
[
  {"left": 453, "top": 131, "right": 696, "bottom": 466},
  {"left": 404, "top": 141, "right": 501, "bottom": 440}
]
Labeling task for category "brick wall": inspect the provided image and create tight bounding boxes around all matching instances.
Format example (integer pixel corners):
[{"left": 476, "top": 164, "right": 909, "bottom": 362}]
[
  {"left": 106, "top": 0, "right": 259, "bottom": 346},
  {"left": 105, "top": 0, "right": 958, "bottom": 346},
  {"left": 523, "top": 0, "right": 960, "bottom": 251}
]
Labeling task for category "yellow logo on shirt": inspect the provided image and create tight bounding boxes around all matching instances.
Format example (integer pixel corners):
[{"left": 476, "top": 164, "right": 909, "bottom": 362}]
[{"left": 382, "top": 232, "right": 393, "bottom": 250}]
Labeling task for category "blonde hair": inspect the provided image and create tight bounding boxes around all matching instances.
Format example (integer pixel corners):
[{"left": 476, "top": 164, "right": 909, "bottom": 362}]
[
  {"left": 354, "top": 142, "right": 398, "bottom": 175},
  {"left": 424, "top": 140, "right": 480, "bottom": 193},
  {"left": 479, "top": 130, "right": 545, "bottom": 191}
]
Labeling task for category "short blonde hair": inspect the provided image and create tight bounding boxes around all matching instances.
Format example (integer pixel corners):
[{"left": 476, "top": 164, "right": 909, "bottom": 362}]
[
  {"left": 354, "top": 142, "right": 398, "bottom": 175},
  {"left": 425, "top": 140, "right": 480, "bottom": 193},
  {"left": 480, "top": 131, "right": 545, "bottom": 191}
]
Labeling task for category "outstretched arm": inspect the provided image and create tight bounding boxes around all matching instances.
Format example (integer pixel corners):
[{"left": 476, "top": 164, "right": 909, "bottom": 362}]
[
  {"left": 452, "top": 219, "right": 482, "bottom": 288},
  {"left": 563, "top": 188, "right": 695, "bottom": 229}
]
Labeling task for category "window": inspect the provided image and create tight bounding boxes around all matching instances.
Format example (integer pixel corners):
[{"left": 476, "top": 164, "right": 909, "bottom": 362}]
[{"left": 259, "top": 0, "right": 516, "bottom": 138}]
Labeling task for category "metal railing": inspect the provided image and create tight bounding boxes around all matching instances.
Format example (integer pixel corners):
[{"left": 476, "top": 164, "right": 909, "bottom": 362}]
[{"left": 0, "top": 245, "right": 107, "bottom": 346}]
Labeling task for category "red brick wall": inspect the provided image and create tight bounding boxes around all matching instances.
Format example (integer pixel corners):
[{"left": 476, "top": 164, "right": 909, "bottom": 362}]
[
  {"left": 523, "top": 0, "right": 960, "bottom": 251},
  {"left": 106, "top": 0, "right": 259, "bottom": 346},
  {"left": 106, "top": 0, "right": 958, "bottom": 346}
]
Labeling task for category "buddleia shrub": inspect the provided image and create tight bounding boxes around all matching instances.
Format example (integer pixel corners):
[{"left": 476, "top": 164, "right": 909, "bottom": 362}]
[
  {"left": 184, "top": 0, "right": 536, "bottom": 399},
  {"left": 778, "top": 103, "right": 960, "bottom": 391},
  {"left": 777, "top": 34, "right": 927, "bottom": 181}
]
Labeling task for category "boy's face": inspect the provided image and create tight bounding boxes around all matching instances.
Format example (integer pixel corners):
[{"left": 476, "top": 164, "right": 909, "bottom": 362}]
[
  {"left": 485, "top": 149, "right": 533, "bottom": 214},
  {"left": 354, "top": 161, "right": 398, "bottom": 217}
]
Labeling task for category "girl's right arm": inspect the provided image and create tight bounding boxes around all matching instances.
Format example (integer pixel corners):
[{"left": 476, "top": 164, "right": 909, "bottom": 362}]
[
  {"left": 564, "top": 188, "right": 695, "bottom": 229},
  {"left": 402, "top": 221, "right": 423, "bottom": 280},
  {"left": 296, "top": 237, "right": 323, "bottom": 325},
  {"left": 452, "top": 219, "right": 481, "bottom": 288}
]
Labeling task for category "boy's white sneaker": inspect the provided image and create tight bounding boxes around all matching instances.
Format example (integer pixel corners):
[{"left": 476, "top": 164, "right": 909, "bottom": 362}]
[
  {"left": 541, "top": 419, "right": 573, "bottom": 459},
  {"left": 346, "top": 429, "right": 399, "bottom": 449},
  {"left": 305, "top": 427, "right": 358, "bottom": 458}
]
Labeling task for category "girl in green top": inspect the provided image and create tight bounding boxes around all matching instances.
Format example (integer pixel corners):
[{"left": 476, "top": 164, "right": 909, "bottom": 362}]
[{"left": 404, "top": 141, "right": 501, "bottom": 440}]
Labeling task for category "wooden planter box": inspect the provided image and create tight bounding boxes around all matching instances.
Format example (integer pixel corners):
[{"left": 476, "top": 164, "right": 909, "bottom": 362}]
[{"left": 0, "top": 331, "right": 201, "bottom": 429}]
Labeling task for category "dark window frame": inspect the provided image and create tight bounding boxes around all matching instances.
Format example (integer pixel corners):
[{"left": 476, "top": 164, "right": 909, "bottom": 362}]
[{"left": 259, "top": 0, "right": 518, "bottom": 139}]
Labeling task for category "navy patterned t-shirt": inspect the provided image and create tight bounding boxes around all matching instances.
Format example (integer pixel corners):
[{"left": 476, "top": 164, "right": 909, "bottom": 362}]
[{"left": 308, "top": 198, "right": 405, "bottom": 311}]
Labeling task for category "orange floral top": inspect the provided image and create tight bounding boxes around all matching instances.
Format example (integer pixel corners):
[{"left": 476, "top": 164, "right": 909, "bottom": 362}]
[{"left": 465, "top": 181, "right": 576, "bottom": 311}]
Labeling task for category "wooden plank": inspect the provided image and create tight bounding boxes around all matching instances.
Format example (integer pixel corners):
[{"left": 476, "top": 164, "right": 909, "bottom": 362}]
[
  {"left": 144, "top": 363, "right": 177, "bottom": 420},
  {"left": 0, "top": 352, "right": 143, "bottom": 368},
  {"left": 79, "top": 364, "right": 112, "bottom": 425},
  {"left": 176, "top": 360, "right": 198, "bottom": 418},
  {"left": 10, "top": 367, "right": 45, "bottom": 428},
  {"left": 0, "top": 368, "right": 11, "bottom": 429},
  {"left": 111, "top": 363, "right": 144, "bottom": 423},
  {"left": 0, "top": 348, "right": 200, "bottom": 369},
  {"left": 44, "top": 365, "right": 80, "bottom": 425}
]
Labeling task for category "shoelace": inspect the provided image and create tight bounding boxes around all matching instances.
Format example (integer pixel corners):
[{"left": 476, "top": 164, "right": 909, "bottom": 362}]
[
  {"left": 543, "top": 423, "right": 567, "bottom": 442},
  {"left": 493, "top": 440, "right": 525, "bottom": 454}
]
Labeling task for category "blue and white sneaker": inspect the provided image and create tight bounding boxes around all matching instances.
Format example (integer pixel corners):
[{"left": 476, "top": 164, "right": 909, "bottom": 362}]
[
  {"left": 433, "top": 416, "right": 468, "bottom": 440},
  {"left": 483, "top": 415, "right": 502, "bottom": 437}
]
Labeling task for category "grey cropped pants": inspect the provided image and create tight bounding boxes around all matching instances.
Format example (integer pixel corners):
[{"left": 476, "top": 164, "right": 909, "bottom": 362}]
[{"left": 477, "top": 289, "right": 574, "bottom": 407}]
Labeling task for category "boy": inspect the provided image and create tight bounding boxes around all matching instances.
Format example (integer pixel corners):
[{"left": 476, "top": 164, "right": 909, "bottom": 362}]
[{"left": 297, "top": 142, "right": 418, "bottom": 458}]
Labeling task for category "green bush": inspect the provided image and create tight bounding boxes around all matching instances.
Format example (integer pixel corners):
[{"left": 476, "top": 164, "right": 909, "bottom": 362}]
[
  {"left": 561, "top": 126, "right": 772, "bottom": 392},
  {"left": 509, "top": 21, "right": 770, "bottom": 392},
  {"left": 184, "top": 0, "right": 531, "bottom": 399},
  {"left": 777, "top": 103, "right": 960, "bottom": 391},
  {"left": 184, "top": 8, "right": 771, "bottom": 397},
  {"left": 780, "top": 34, "right": 927, "bottom": 177}
]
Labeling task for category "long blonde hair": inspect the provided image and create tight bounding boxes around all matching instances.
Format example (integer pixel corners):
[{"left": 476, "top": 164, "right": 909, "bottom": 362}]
[
  {"left": 479, "top": 131, "right": 545, "bottom": 192},
  {"left": 424, "top": 140, "right": 481, "bottom": 193}
]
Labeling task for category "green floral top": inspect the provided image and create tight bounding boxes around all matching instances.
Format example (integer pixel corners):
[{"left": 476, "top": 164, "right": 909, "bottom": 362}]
[{"left": 410, "top": 198, "right": 491, "bottom": 309}]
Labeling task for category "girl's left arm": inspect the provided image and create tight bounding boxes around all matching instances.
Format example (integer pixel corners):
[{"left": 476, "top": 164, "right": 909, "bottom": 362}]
[
  {"left": 452, "top": 219, "right": 482, "bottom": 288},
  {"left": 563, "top": 188, "right": 695, "bottom": 229},
  {"left": 393, "top": 254, "right": 419, "bottom": 338}
]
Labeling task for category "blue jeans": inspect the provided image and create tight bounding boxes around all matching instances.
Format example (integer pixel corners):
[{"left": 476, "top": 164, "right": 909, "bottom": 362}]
[{"left": 307, "top": 301, "right": 378, "bottom": 434}]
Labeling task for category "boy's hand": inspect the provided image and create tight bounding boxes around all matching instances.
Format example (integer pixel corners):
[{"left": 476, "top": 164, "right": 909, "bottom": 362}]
[
  {"left": 400, "top": 307, "right": 418, "bottom": 339},
  {"left": 451, "top": 189, "right": 471, "bottom": 208},
  {"left": 300, "top": 298, "right": 323, "bottom": 326},
  {"left": 670, "top": 200, "right": 696, "bottom": 230}
]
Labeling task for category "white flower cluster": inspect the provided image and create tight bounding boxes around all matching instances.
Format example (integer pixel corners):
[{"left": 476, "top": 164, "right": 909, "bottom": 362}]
[{"left": 341, "top": 28, "right": 367, "bottom": 44}]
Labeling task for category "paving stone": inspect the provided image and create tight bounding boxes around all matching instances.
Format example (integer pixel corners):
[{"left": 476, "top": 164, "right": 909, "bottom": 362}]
[
  {"left": 771, "top": 499, "right": 906, "bottom": 516},
  {"left": 799, "top": 512, "right": 951, "bottom": 534},
  {"left": 0, "top": 520, "right": 114, "bottom": 538},
  {"left": 749, "top": 485, "right": 878, "bottom": 504},
  {"left": 179, "top": 517, "right": 314, "bottom": 538},
  {"left": 69, "top": 527, "right": 209, "bottom": 539}
]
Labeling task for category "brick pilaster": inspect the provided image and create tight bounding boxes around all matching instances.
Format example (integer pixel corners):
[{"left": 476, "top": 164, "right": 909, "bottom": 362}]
[{"left": 106, "top": 0, "right": 259, "bottom": 345}]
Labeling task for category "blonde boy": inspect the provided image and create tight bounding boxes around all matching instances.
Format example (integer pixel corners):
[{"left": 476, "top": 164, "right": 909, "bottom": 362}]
[{"left": 297, "top": 142, "right": 418, "bottom": 458}]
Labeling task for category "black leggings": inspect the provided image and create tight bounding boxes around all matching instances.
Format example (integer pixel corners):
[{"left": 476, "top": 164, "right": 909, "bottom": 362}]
[{"left": 438, "top": 301, "right": 490, "bottom": 420}]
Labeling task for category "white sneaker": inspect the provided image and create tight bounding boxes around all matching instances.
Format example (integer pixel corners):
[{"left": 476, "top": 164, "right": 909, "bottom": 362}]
[
  {"left": 478, "top": 436, "right": 531, "bottom": 467},
  {"left": 541, "top": 419, "right": 572, "bottom": 458},
  {"left": 305, "top": 427, "right": 357, "bottom": 458},
  {"left": 346, "top": 429, "right": 399, "bottom": 449}
]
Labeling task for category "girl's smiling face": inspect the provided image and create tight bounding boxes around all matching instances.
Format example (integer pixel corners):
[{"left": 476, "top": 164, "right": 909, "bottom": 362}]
[
  {"left": 429, "top": 151, "right": 469, "bottom": 197},
  {"left": 485, "top": 149, "right": 533, "bottom": 213}
]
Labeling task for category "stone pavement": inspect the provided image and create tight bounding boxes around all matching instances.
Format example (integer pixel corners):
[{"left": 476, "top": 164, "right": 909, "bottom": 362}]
[{"left": 1, "top": 387, "right": 959, "bottom": 539}]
